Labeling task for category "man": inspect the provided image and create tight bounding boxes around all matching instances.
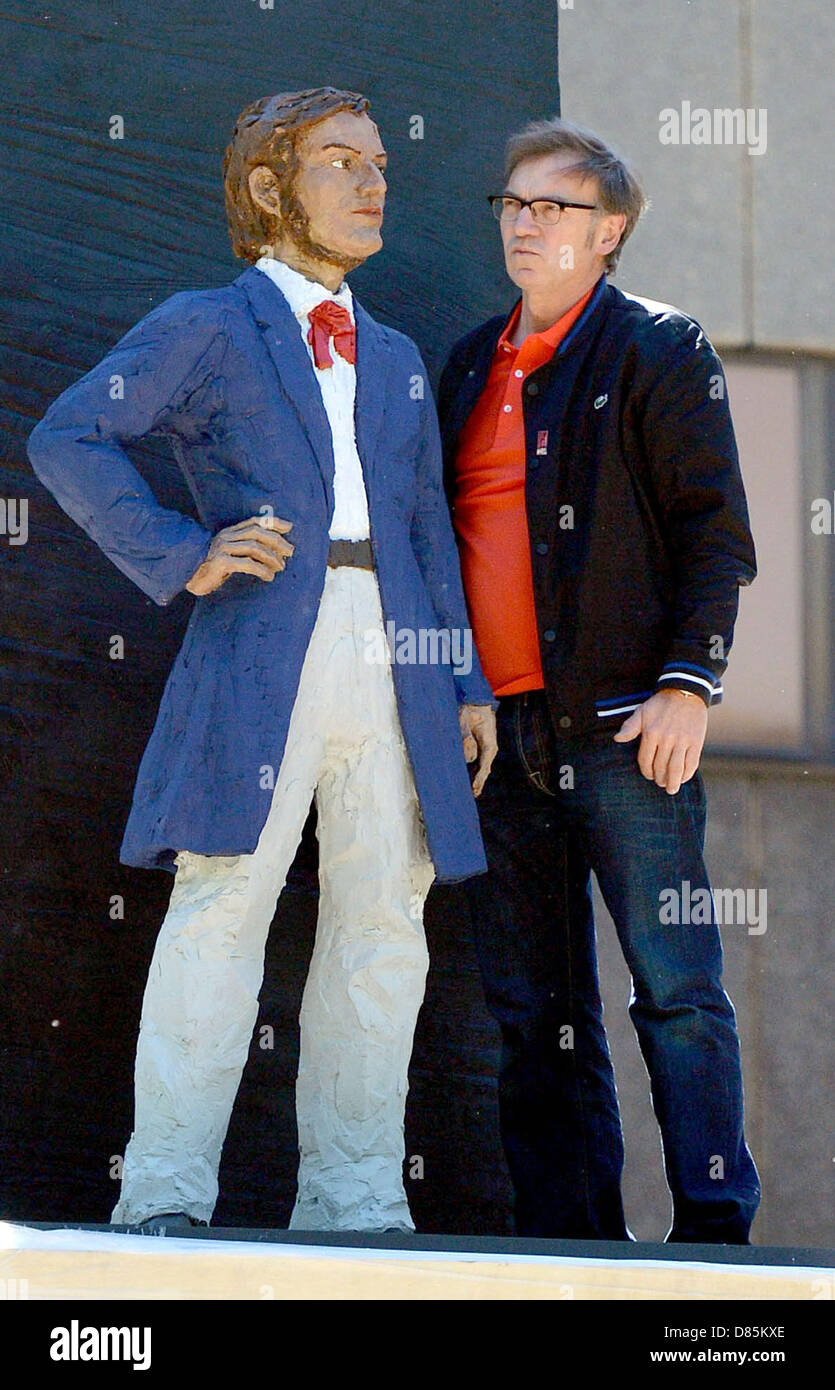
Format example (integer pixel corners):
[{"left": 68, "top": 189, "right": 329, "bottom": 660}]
[
  {"left": 27, "top": 87, "right": 497, "bottom": 1235},
  {"left": 438, "top": 117, "right": 761, "bottom": 1243}
]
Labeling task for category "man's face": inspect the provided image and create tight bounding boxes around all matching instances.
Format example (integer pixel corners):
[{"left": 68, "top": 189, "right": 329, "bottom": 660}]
[
  {"left": 499, "top": 151, "right": 623, "bottom": 293},
  {"left": 273, "top": 110, "right": 387, "bottom": 272}
]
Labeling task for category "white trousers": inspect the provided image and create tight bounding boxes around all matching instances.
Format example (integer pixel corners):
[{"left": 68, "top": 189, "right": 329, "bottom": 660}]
[{"left": 110, "top": 565, "right": 435, "bottom": 1231}]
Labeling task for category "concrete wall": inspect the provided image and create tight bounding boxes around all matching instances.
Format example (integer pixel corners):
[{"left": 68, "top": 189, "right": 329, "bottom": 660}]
[
  {"left": 558, "top": 0, "right": 833, "bottom": 352},
  {"left": 559, "top": 1, "right": 834, "bottom": 1248},
  {"left": 707, "top": 359, "right": 806, "bottom": 750},
  {"left": 594, "top": 758, "right": 835, "bottom": 1247}
]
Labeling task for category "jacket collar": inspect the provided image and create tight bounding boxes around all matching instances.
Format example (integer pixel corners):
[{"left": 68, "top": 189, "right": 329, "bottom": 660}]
[
  {"left": 496, "top": 274, "right": 610, "bottom": 363},
  {"left": 555, "top": 273, "right": 609, "bottom": 355},
  {"left": 440, "top": 278, "right": 614, "bottom": 462},
  {"left": 237, "top": 264, "right": 333, "bottom": 496},
  {"left": 235, "top": 263, "right": 387, "bottom": 497},
  {"left": 351, "top": 297, "right": 388, "bottom": 493}
]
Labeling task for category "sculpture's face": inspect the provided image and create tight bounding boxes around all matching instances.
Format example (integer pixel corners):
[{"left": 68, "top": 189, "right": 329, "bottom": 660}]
[
  {"left": 290, "top": 110, "right": 388, "bottom": 266},
  {"left": 248, "top": 109, "right": 387, "bottom": 278}
]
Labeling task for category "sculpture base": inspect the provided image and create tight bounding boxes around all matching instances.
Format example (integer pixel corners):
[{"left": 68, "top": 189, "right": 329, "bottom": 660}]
[{"left": 2, "top": 1223, "right": 831, "bottom": 1300}]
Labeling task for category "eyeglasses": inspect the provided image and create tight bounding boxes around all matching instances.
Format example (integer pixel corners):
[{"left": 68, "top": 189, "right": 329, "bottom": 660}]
[{"left": 487, "top": 194, "right": 598, "bottom": 225}]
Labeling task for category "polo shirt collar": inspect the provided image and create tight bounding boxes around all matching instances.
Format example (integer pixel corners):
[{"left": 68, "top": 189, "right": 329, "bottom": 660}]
[{"left": 497, "top": 275, "right": 603, "bottom": 356}]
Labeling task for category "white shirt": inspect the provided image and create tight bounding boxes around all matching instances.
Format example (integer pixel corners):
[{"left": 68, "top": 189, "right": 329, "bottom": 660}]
[{"left": 255, "top": 255, "right": 370, "bottom": 541}]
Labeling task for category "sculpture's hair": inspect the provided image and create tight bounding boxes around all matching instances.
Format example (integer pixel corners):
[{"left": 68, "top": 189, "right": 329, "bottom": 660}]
[
  {"left": 222, "top": 87, "right": 371, "bottom": 263},
  {"left": 504, "top": 116, "right": 648, "bottom": 274}
]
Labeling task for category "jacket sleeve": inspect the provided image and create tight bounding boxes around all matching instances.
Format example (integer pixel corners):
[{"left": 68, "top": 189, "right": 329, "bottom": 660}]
[
  {"left": 26, "top": 292, "right": 221, "bottom": 607},
  {"left": 410, "top": 352, "right": 497, "bottom": 709},
  {"left": 638, "top": 322, "right": 757, "bottom": 706}
]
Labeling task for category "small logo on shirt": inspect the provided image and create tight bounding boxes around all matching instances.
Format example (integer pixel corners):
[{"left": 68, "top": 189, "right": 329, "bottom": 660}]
[
  {"left": 593, "top": 393, "right": 608, "bottom": 410},
  {"left": 536, "top": 430, "right": 549, "bottom": 455}
]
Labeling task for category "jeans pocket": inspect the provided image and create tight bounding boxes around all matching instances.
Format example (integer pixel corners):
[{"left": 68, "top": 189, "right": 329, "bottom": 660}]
[{"left": 513, "top": 696, "right": 557, "bottom": 796}]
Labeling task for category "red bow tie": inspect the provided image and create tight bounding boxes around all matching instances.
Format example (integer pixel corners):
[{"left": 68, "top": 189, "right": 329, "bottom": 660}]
[{"left": 307, "top": 300, "right": 356, "bottom": 369}]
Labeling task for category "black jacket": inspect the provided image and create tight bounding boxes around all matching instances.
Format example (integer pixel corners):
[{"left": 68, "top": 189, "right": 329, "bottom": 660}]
[{"left": 438, "top": 276, "right": 757, "bottom": 735}]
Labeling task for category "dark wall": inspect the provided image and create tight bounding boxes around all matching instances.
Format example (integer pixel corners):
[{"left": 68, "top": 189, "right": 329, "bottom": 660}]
[{"left": 0, "top": 0, "right": 559, "bottom": 1230}]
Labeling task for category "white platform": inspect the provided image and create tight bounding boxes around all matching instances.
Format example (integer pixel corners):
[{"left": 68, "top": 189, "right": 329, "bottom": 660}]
[{"left": 1, "top": 1223, "right": 830, "bottom": 1300}]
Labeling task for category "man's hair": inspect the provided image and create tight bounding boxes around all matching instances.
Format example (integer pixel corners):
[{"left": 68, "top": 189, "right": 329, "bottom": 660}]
[
  {"left": 504, "top": 117, "right": 648, "bottom": 274},
  {"left": 222, "top": 87, "right": 370, "bottom": 263}
]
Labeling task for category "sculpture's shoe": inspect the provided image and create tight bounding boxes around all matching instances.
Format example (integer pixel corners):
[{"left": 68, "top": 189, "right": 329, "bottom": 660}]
[{"left": 132, "top": 1212, "right": 208, "bottom": 1236}]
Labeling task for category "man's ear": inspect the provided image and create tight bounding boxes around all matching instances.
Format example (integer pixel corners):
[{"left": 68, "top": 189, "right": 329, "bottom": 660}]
[
  {"left": 597, "top": 211, "right": 627, "bottom": 256},
  {"left": 248, "top": 165, "right": 281, "bottom": 216}
]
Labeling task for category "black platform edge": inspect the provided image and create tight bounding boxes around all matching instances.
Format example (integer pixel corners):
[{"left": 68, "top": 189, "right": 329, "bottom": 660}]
[{"left": 11, "top": 1223, "right": 835, "bottom": 1269}]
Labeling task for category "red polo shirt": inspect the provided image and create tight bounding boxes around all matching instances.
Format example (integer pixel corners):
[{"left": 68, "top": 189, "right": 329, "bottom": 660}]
[{"left": 453, "top": 285, "right": 596, "bottom": 696}]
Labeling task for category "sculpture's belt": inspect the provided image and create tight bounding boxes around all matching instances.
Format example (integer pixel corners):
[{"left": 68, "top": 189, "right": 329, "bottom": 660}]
[{"left": 327, "top": 538, "right": 375, "bottom": 570}]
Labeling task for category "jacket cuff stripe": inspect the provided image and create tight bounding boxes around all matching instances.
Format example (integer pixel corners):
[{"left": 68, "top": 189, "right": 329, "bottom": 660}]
[
  {"left": 661, "top": 660, "right": 719, "bottom": 683},
  {"left": 657, "top": 669, "right": 717, "bottom": 695}
]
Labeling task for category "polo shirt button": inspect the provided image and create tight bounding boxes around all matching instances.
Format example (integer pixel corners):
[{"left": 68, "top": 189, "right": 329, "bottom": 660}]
[
  {"left": 467, "top": 369, "right": 476, "bottom": 377},
  {"left": 526, "top": 381, "right": 539, "bottom": 396},
  {"left": 514, "top": 368, "right": 524, "bottom": 378},
  {"left": 558, "top": 715, "right": 572, "bottom": 729},
  {"left": 536, "top": 541, "right": 548, "bottom": 555},
  {"left": 543, "top": 628, "right": 556, "bottom": 642},
  {"left": 503, "top": 403, "right": 512, "bottom": 413}
]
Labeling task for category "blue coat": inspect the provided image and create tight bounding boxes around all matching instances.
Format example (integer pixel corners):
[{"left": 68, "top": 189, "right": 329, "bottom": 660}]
[{"left": 27, "top": 265, "right": 494, "bottom": 882}]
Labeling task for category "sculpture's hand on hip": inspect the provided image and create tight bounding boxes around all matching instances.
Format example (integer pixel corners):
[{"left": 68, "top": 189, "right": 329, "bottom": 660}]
[{"left": 186, "top": 514, "right": 294, "bottom": 596}]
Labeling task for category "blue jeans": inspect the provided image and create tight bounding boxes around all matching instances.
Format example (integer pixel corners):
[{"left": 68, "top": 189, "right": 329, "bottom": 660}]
[{"left": 467, "top": 691, "right": 761, "bottom": 1242}]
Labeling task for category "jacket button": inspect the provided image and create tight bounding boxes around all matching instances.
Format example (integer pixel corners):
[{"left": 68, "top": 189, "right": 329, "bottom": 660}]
[
  {"left": 543, "top": 628, "right": 556, "bottom": 642},
  {"left": 558, "top": 715, "right": 572, "bottom": 729},
  {"left": 529, "top": 457, "right": 540, "bottom": 469},
  {"left": 536, "top": 541, "right": 548, "bottom": 555},
  {"left": 526, "top": 381, "right": 539, "bottom": 396}
]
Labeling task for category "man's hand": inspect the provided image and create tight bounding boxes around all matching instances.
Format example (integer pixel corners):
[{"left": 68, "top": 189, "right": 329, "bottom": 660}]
[
  {"left": 185, "top": 514, "right": 294, "bottom": 596},
  {"left": 613, "top": 688, "right": 708, "bottom": 794},
  {"left": 459, "top": 703, "right": 498, "bottom": 798}
]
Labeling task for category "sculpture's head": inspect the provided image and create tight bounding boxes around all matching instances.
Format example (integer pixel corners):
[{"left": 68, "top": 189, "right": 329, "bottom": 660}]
[{"left": 223, "top": 87, "right": 387, "bottom": 281}]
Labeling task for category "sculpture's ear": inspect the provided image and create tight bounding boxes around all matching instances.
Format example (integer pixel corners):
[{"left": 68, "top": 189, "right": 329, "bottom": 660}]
[{"left": 248, "top": 165, "right": 282, "bottom": 220}]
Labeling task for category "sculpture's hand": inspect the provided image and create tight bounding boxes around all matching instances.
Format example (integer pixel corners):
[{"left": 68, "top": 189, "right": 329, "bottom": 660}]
[
  {"left": 459, "top": 703, "right": 498, "bottom": 798},
  {"left": 186, "top": 514, "right": 294, "bottom": 596}
]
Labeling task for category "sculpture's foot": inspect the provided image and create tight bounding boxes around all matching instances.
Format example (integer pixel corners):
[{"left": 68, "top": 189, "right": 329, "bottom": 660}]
[
  {"left": 129, "top": 1211, "right": 209, "bottom": 1236},
  {"left": 289, "top": 1194, "right": 414, "bottom": 1235}
]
